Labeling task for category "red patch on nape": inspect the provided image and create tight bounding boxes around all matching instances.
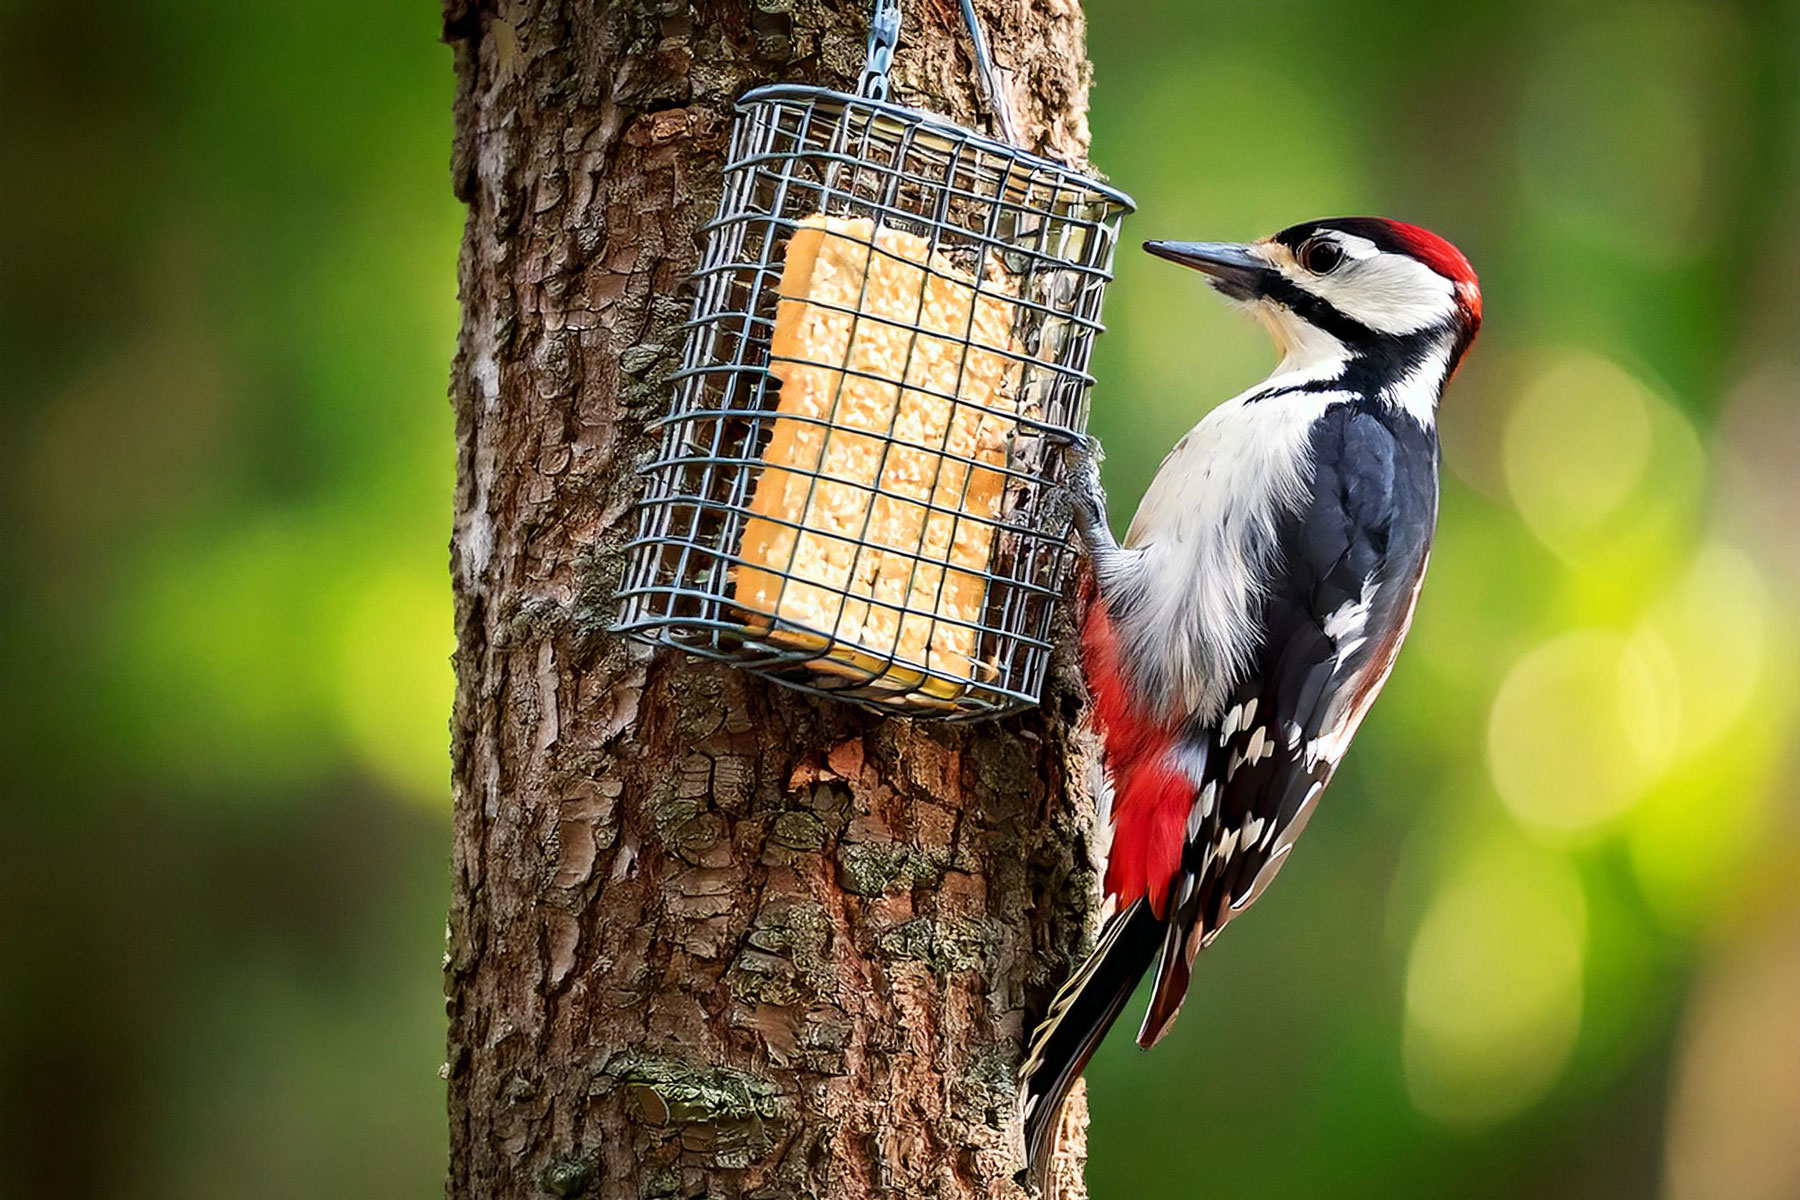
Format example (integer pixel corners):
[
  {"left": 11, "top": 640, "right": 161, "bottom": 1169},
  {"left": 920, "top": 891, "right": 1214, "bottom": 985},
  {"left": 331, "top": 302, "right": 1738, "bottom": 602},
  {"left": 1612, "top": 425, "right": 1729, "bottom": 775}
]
[{"left": 1380, "top": 219, "right": 1481, "bottom": 325}]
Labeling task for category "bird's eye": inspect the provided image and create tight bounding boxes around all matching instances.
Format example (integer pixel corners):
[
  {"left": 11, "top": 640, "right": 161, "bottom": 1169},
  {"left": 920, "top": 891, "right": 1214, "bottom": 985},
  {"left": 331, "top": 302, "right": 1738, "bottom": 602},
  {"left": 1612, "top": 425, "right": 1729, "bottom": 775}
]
[{"left": 1300, "top": 238, "right": 1344, "bottom": 275}]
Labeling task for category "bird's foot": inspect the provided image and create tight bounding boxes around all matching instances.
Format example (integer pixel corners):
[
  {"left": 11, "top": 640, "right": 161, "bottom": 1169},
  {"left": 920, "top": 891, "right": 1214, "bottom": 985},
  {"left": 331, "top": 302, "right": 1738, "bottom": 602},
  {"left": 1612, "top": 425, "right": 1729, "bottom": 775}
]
[{"left": 1060, "top": 434, "right": 1111, "bottom": 548}]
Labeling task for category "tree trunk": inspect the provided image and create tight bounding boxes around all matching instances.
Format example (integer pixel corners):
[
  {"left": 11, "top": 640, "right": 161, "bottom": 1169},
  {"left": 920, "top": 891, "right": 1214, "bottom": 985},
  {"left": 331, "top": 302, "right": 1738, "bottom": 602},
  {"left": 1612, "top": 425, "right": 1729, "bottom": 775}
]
[{"left": 441, "top": 3, "right": 1104, "bottom": 1196}]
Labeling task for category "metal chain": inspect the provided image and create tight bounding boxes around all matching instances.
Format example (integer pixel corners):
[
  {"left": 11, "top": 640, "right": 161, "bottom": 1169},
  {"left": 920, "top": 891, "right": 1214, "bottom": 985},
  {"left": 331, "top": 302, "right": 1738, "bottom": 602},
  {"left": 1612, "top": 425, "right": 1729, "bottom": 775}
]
[
  {"left": 855, "top": 0, "right": 1020, "bottom": 147},
  {"left": 857, "top": 0, "right": 903, "bottom": 100}
]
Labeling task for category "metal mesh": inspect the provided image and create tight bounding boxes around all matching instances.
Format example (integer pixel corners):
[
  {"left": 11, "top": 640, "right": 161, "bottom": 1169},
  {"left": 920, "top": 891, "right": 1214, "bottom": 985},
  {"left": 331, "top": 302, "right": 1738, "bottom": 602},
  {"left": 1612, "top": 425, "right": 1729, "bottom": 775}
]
[{"left": 616, "top": 84, "right": 1133, "bottom": 718}]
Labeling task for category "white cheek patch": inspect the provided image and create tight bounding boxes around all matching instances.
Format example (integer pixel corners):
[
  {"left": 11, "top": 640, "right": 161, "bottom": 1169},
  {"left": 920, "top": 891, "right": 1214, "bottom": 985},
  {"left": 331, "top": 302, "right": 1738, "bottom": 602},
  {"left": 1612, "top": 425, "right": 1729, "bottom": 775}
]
[
  {"left": 1309, "top": 252, "right": 1456, "bottom": 335},
  {"left": 1275, "top": 233, "right": 1457, "bottom": 336}
]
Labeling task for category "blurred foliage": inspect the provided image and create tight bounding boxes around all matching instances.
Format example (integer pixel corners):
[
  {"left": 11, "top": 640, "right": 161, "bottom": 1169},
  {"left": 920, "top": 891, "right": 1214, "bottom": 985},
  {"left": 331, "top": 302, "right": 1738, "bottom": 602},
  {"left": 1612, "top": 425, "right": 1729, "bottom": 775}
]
[
  {"left": 2, "top": 0, "right": 1797, "bottom": 1198},
  {"left": 1, "top": 1, "right": 457, "bottom": 1196}
]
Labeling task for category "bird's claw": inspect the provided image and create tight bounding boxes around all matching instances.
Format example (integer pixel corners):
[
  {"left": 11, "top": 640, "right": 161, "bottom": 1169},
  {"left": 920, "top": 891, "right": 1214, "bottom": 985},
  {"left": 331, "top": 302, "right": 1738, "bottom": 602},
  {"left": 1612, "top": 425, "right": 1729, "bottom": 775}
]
[{"left": 1060, "top": 434, "right": 1109, "bottom": 543}]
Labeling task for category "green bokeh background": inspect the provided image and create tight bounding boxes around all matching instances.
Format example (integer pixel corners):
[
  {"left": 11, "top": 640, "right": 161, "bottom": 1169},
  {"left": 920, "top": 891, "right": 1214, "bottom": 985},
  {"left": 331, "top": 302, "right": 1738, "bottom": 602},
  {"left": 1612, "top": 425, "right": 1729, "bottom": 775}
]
[{"left": 4, "top": 2, "right": 1797, "bottom": 1197}]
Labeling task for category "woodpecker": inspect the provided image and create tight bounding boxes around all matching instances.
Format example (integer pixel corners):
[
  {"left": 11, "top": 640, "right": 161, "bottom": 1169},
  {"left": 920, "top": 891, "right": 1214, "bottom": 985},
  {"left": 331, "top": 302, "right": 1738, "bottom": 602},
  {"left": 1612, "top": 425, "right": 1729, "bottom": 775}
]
[{"left": 1020, "top": 217, "right": 1481, "bottom": 1176}]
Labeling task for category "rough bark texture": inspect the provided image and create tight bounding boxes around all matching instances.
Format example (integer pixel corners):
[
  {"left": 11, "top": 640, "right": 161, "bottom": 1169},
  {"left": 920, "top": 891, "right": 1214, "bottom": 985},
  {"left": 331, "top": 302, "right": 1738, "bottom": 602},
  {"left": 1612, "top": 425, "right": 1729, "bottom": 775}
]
[{"left": 442, "top": 3, "right": 1105, "bottom": 1197}]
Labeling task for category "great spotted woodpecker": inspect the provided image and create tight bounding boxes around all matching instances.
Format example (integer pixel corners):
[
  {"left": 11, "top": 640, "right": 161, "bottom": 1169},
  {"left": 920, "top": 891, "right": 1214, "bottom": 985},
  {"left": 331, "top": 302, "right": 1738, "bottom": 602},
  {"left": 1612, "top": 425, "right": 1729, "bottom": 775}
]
[{"left": 1020, "top": 218, "right": 1481, "bottom": 1175}]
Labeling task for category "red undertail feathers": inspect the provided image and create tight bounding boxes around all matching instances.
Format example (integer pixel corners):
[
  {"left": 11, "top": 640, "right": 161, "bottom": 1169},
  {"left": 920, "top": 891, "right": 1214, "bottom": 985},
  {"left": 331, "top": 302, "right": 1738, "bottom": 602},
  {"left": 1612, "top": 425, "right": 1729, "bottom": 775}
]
[{"left": 1079, "top": 576, "right": 1191, "bottom": 919}]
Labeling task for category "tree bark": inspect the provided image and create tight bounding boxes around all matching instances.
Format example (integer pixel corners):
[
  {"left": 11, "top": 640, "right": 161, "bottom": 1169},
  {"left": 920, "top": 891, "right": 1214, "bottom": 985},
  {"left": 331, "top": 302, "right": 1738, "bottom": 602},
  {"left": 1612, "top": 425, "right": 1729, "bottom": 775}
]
[{"left": 442, "top": 3, "right": 1104, "bottom": 1196}]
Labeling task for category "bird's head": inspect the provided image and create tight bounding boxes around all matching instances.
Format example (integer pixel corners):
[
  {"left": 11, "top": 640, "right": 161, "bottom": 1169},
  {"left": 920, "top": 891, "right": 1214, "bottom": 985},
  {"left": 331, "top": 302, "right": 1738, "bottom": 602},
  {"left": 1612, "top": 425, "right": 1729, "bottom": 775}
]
[{"left": 1145, "top": 217, "right": 1481, "bottom": 388}]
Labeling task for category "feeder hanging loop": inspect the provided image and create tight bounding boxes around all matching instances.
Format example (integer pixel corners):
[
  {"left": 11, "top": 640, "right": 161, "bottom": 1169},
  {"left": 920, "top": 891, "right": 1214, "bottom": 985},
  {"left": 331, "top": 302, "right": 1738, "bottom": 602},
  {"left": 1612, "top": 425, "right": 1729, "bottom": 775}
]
[
  {"left": 857, "top": 0, "right": 902, "bottom": 101},
  {"left": 958, "top": 0, "right": 1020, "bottom": 147}
]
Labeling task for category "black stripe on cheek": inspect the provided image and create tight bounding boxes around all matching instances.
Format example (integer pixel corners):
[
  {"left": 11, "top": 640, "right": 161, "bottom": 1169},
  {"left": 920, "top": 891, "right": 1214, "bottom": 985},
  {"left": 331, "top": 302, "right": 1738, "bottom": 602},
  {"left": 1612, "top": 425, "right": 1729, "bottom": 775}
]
[
  {"left": 1256, "top": 271, "right": 1454, "bottom": 401},
  {"left": 1258, "top": 271, "right": 1379, "bottom": 343}
]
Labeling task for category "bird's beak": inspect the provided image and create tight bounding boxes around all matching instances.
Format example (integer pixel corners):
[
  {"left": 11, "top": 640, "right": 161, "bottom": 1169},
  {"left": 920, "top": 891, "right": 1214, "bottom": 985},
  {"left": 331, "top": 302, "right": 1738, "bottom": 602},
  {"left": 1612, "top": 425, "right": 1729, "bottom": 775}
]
[{"left": 1143, "top": 240, "right": 1273, "bottom": 301}]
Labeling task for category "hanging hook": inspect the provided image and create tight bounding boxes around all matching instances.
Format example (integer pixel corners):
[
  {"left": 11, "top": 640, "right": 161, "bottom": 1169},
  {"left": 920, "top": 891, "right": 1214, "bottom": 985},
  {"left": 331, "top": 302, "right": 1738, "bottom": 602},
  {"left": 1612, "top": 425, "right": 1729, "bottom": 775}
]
[
  {"left": 958, "top": 0, "right": 1020, "bottom": 146},
  {"left": 857, "top": 0, "right": 1019, "bottom": 146}
]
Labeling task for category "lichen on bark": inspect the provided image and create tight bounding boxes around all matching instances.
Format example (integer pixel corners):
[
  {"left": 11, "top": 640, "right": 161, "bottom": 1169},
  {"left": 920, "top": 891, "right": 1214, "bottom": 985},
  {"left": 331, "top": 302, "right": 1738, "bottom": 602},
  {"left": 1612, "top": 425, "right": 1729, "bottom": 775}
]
[{"left": 443, "top": 2, "right": 1108, "bottom": 1195}]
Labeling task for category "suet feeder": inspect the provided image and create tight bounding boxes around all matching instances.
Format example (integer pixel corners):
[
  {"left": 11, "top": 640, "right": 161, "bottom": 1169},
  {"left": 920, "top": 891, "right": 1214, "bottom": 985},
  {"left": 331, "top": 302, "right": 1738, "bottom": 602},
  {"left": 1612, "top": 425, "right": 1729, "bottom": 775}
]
[{"left": 615, "top": 0, "right": 1133, "bottom": 718}]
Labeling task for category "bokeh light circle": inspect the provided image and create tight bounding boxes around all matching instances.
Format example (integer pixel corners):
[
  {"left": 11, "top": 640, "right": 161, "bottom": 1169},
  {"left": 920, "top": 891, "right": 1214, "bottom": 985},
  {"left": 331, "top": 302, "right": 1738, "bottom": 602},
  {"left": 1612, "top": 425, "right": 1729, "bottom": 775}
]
[
  {"left": 1503, "top": 353, "right": 1651, "bottom": 556},
  {"left": 1404, "top": 838, "right": 1587, "bottom": 1127},
  {"left": 1487, "top": 630, "right": 1673, "bottom": 836}
]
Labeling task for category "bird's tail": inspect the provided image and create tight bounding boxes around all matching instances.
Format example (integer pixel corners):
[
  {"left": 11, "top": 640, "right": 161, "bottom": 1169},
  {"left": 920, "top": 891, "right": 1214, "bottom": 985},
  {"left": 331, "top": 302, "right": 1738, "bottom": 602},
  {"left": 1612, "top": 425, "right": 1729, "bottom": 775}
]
[{"left": 1018, "top": 900, "right": 1164, "bottom": 1185}]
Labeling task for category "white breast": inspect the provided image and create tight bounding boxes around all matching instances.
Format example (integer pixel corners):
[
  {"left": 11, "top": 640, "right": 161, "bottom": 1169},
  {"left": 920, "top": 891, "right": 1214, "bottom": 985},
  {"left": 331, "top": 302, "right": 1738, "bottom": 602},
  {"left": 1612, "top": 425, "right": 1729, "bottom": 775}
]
[{"left": 1115, "top": 384, "right": 1350, "bottom": 723}]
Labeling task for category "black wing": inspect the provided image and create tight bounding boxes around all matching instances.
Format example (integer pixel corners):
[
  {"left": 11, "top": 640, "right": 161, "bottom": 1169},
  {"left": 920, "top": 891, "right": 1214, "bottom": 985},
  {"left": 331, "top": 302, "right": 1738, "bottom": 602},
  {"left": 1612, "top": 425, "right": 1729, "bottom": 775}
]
[{"left": 1139, "top": 402, "right": 1438, "bottom": 1044}]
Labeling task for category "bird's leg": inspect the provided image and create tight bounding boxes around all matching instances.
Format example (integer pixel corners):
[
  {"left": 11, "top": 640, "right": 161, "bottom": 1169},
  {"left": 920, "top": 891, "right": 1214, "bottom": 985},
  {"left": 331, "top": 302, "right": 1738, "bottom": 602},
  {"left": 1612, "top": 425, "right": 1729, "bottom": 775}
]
[{"left": 1062, "top": 434, "right": 1134, "bottom": 592}]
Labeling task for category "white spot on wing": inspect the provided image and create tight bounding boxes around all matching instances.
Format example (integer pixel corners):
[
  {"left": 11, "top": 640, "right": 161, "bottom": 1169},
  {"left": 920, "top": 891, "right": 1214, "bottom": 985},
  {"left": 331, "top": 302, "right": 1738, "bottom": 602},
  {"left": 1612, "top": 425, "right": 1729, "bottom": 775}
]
[
  {"left": 1177, "top": 873, "right": 1198, "bottom": 907},
  {"left": 1245, "top": 726, "right": 1271, "bottom": 764},
  {"left": 1276, "top": 781, "right": 1326, "bottom": 853},
  {"left": 1323, "top": 578, "right": 1378, "bottom": 648},
  {"left": 1232, "top": 843, "right": 1293, "bottom": 912},
  {"left": 1307, "top": 555, "right": 1431, "bottom": 770}
]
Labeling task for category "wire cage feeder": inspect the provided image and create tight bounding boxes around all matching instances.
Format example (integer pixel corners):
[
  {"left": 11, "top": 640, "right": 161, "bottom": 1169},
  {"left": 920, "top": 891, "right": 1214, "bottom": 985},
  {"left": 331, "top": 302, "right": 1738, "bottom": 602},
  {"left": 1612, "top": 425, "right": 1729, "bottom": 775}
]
[{"left": 615, "top": 0, "right": 1133, "bottom": 718}]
